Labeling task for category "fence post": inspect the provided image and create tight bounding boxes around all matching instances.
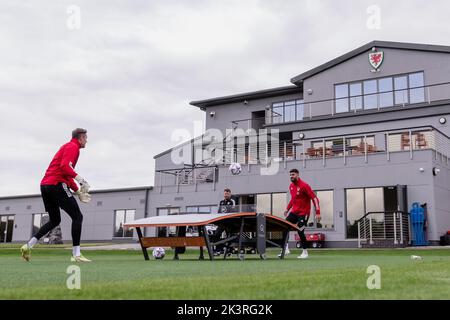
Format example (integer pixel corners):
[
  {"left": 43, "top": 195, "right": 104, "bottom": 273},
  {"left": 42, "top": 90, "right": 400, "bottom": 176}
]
[
  {"left": 393, "top": 212, "right": 398, "bottom": 244},
  {"left": 302, "top": 141, "right": 306, "bottom": 168},
  {"left": 194, "top": 168, "right": 197, "bottom": 192},
  {"left": 386, "top": 132, "right": 390, "bottom": 161},
  {"left": 400, "top": 213, "right": 404, "bottom": 245},
  {"left": 247, "top": 143, "right": 251, "bottom": 172},
  {"left": 343, "top": 137, "right": 346, "bottom": 165},
  {"left": 358, "top": 221, "right": 361, "bottom": 248},
  {"left": 369, "top": 217, "right": 373, "bottom": 245},
  {"left": 212, "top": 167, "right": 216, "bottom": 191},
  {"left": 409, "top": 130, "right": 413, "bottom": 160},
  {"left": 322, "top": 138, "right": 326, "bottom": 167},
  {"left": 364, "top": 135, "right": 368, "bottom": 163}
]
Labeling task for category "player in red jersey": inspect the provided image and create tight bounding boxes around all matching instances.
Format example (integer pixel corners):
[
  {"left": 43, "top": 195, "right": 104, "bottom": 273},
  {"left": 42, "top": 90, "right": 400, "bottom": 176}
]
[
  {"left": 21, "top": 128, "right": 92, "bottom": 262},
  {"left": 281, "top": 168, "right": 320, "bottom": 259}
]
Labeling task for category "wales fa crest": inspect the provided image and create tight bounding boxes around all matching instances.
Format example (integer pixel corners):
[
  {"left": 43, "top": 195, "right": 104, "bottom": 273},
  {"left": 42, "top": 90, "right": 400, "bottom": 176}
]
[{"left": 369, "top": 48, "right": 384, "bottom": 72}]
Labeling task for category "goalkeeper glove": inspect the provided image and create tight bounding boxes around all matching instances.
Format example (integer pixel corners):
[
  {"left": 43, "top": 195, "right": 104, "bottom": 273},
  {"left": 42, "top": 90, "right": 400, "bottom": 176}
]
[
  {"left": 75, "top": 175, "right": 90, "bottom": 193},
  {"left": 75, "top": 190, "right": 91, "bottom": 203}
]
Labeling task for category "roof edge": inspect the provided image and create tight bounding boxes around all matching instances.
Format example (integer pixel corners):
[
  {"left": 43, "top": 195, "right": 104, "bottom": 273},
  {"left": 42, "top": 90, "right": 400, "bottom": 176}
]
[
  {"left": 0, "top": 186, "right": 153, "bottom": 201},
  {"left": 189, "top": 84, "right": 302, "bottom": 108},
  {"left": 291, "top": 40, "right": 450, "bottom": 84}
]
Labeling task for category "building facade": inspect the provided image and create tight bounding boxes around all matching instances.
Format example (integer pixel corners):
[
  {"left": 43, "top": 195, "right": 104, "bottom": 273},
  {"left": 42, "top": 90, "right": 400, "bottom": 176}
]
[
  {"left": 0, "top": 187, "right": 151, "bottom": 243},
  {"left": 1, "top": 40, "right": 450, "bottom": 247},
  {"left": 150, "top": 41, "right": 450, "bottom": 247}
]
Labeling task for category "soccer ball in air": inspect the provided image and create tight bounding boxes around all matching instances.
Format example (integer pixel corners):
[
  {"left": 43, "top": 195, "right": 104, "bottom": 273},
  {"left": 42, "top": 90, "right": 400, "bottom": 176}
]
[
  {"left": 152, "top": 247, "right": 165, "bottom": 259},
  {"left": 229, "top": 162, "right": 242, "bottom": 175}
]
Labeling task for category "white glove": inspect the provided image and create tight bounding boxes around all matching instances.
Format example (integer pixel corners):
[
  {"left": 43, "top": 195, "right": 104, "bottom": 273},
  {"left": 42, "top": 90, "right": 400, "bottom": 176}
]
[
  {"left": 75, "top": 175, "right": 90, "bottom": 193},
  {"left": 75, "top": 190, "right": 91, "bottom": 203}
]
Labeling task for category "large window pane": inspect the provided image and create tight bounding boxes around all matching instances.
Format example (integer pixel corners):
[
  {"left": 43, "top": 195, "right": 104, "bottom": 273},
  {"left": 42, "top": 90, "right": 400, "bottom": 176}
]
[
  {"left": 394, "top": 76, "right": 408, "bottom": 105},
  {"left": 363, "top": 80, "right": 377, "bottom": 109},
  {"left": 409, "top": 72, "right": 425, "bottom": 103},
  {"left": 186, "top": 206, "right": 198, "bottom": 213},
  {"left": 272, "top": 193, "right": 287, "bottom": 218},
  {"left": 335, "top": 84, "right": 349, "bottom": 113},
  {"left": 114, "top": 210, "right": 125, "bottom": 237},
  {"left": 284, "top": 103, "right": 295, "bottom": 122},
  {"left": 346, "top": 189, "right": 364, "bottom": 238},
  {"left": 272, "top": 103, "right": 283, "bottom": 124},
  {"left": 349, "top": 83, "right": 362, "bottom": 110},
  {"left": 315, "top": 191, "right": 333, "bottom": 229},
  {"left": 256, "top": 194, "right": 271, "bottom": 214},
  {"left": 365, "top": 188, "right": 384, "bottom": 213},
  {"left": 124, "top": 210, "right": 135, "bottom": 237},
  {"left": 296, "top": 100, "right": 304, "bottom": 121},
  {"left": 32, "top": 214, "right": 41, "bottom": 236},
  {"left": 378, "top": 77, "right": 393, "bottom": 108}
]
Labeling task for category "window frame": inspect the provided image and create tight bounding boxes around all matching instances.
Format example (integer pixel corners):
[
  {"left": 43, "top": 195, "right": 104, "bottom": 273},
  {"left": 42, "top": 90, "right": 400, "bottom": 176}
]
[{"left": 113, "top": 209, "right": 136, "bottom": 238}]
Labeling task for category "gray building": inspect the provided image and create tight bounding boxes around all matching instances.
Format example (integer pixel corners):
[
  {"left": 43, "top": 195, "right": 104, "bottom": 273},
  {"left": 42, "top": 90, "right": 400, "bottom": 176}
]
[
  {"left": 1, "top": 40, "right": 450, "bottom": 247},
  {"left": 150, "top": 40, "right": 450, "bottom": 247},
  {"left": 0, "top": 187, "right": 151, "bottom": 243}
]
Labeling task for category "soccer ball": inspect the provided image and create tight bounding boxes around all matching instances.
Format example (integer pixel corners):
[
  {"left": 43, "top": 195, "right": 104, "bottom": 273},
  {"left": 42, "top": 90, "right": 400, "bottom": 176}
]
[
  {"left": 229, "top": 162, "right": 242, "bottom": 175},
  {"left": 152, "top": 247, "right": 165, "bottom": 259}
]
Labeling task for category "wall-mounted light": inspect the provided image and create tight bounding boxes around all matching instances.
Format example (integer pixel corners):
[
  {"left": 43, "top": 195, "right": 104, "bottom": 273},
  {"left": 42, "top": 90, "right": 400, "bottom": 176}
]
[
  {"left": 307, "top": 89, "right": 313, "bottom": 95},
  {"left": 209, "top": 111, "right": 216, "bottom": 118},
  {"left": 433, "top": 167, "right": 440, "bottom": 176},
  {"left": 298, "top": 132, "right": 305, "bottom": 140},
  {"left": 439, "top": 117, "right": 447, "bottom": 125},
  {"left": 243, "top": 100, "right": 249, "bottom": 105},
  {"left": 419, "top": 167, "right": 425, "bottom": 173}
]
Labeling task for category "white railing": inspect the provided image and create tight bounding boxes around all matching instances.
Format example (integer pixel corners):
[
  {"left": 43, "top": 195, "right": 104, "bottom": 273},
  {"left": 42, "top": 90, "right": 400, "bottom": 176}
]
[
  {"left": 357, "top": 211, "right": 410, "bottom": 248},
  {"left": 265, "top": 81, "right": 450, "bottom": 124}
]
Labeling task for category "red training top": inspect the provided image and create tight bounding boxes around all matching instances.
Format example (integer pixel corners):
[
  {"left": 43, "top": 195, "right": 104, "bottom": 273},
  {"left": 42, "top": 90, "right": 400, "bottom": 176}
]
[
  {"left": 41, "top": 138, "right": 81, "bottom": 192},
  {"left": 286, "top": 178, "right": 320, "bottom": 216}
]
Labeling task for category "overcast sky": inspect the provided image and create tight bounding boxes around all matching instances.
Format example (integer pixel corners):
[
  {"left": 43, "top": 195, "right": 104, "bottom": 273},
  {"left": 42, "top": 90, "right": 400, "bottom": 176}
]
[{"left": 1, "top": 0, "right": 449, "bottom": 197}]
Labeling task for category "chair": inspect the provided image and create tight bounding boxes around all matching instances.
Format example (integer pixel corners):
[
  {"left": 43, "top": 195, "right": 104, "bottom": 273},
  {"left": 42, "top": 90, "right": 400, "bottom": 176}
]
[
  {"left": 415, "top": 133, "right": 428, "bottom": 149},
  {"left": 307, "top": 147, "right": 317, "bottom": 158}
]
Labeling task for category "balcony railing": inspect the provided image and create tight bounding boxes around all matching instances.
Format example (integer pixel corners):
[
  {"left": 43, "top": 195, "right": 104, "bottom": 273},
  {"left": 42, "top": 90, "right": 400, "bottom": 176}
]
[
  {"left": 357, "top": 211, "right": 410, "bottom": 248},
  {"left": 197, "top": 126, "right": 449, "bottom": 168},
  {"left": 264, "top": 81, "right": 450, "bottom": 125}
]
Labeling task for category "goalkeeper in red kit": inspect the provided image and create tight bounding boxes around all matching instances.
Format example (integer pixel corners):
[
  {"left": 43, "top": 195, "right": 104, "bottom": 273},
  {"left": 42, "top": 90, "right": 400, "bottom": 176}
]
[
  {"left": 20, "top": 128, "right": 92, "bottom": 262},
  {"left": 280, "top": 168, "right": 320, "bottom": 259}
]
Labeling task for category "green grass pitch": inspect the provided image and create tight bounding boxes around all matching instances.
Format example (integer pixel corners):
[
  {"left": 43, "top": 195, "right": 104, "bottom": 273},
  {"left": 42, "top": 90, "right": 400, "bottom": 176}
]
[{"left": 0, "top": 245, "right": 449, "bottom": 299}]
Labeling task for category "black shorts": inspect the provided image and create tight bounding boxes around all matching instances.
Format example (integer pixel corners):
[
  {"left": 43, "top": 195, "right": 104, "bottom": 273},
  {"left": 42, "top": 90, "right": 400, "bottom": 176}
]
[{"left": 286, "top": 213, "right": 309, "bottom": 229}]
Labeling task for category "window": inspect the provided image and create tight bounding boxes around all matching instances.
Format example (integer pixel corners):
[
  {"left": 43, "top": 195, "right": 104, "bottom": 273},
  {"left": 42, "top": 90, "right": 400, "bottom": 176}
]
[
  {"left": 335, "top": 84, "right": 349, "bottom": 113},
  {"left": 256, "top": 194, "right": 271, "bottom": 214},
  {"left": 284, "top": 101, "right": 296, "bottom": 122},
  {"left": 308, "top": 190, "right": 334, "bottom": 229},
  {"left": 272, "top": 193, "right": 287, "bottom": 218},
  {"left": 363, "top": 80, "right": 378, "bottom": 109},
  {"left": 394, "top": 76, "right": 408, "bottom": 105},
  {"left": 114, "top": 209, "right": 135, "bottom": 238},
  {"left": 1, "top": 215, "right": 15, "bottom": 243},
  {"left": 409, "top": 72, "right": 425, "bottom": 103},
  {"left": 270, "top": 99, "right": 305, "bottom": 124},
  {"left": 336, "top": 71, "right": 425, "bottom": 112},
  {"left": 296, "top": 99, "right": 304, "bottom": 121},
  {"left": 349, "top": 83, "right": 362, "bottom": 110},
  {"left": 186, "top": 205, "right": 218, "bottom": 214},
  {"left": 256, "top": 193, "right": 286, "bottom": 216},
  {"left": 32, "top": 213, "right": 49, "bottom": 236},
  {"left": 272, "top": 103, "right": 284, "bottom": 124},
  {"left": 378, "top": 77, "right": 393, "bottom": 108},
  {"left": 345, "top": 188, "right": 384, "bottom": 239},
  {"left": 156, "top": 207, "right": 180, "bottom": 237}
]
